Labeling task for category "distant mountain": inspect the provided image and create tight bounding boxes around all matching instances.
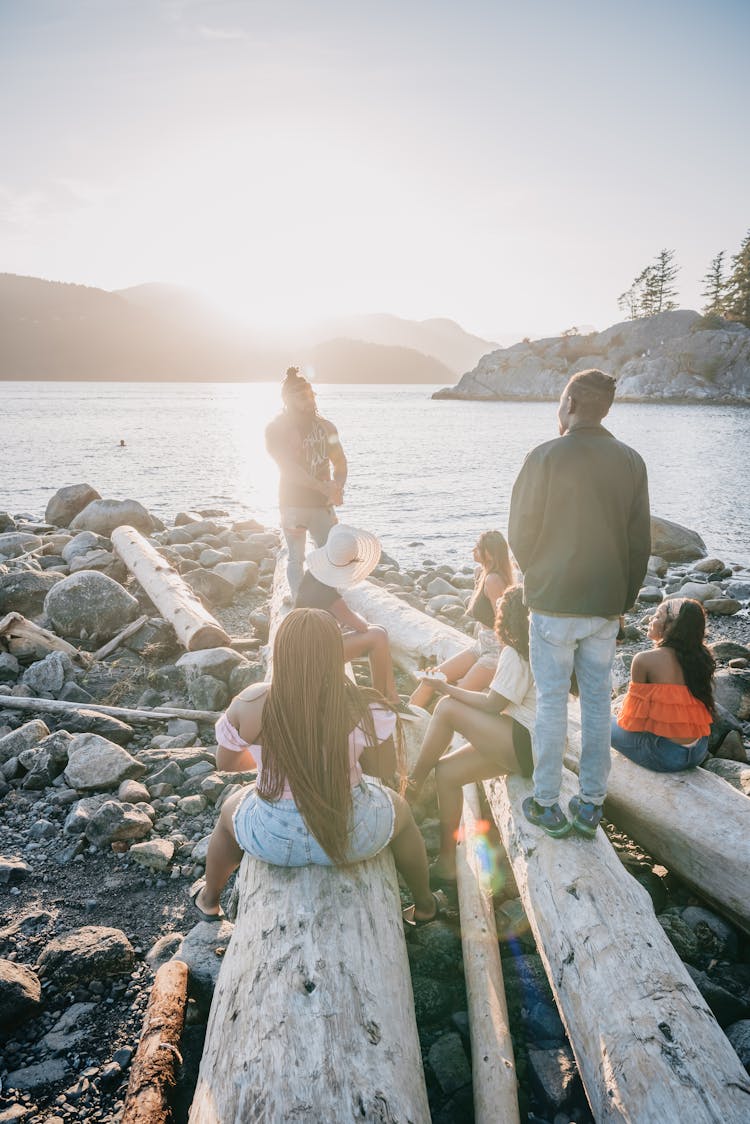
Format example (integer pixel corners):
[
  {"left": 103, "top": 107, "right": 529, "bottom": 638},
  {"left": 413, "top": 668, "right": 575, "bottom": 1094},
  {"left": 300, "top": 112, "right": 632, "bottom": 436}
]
[{"left": 309, "top": 338, "right": 454, "bottom": 383}]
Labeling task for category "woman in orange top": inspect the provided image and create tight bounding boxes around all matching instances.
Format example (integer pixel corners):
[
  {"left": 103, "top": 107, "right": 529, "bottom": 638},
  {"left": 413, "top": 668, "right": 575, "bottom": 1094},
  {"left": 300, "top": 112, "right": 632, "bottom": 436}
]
[{"left": 611, "top": 598, "right": 715, "bottom": 771}]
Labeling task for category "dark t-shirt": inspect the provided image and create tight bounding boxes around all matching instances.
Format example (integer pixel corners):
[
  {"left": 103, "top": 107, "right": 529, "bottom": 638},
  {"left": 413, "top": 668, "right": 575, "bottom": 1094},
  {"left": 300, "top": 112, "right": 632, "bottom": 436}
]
[
  {"left": 265, "top": 412, "right": 336, "bottom": 508},
  {"left": 295, "top": 570, "right": 340, "bottom": 612}
]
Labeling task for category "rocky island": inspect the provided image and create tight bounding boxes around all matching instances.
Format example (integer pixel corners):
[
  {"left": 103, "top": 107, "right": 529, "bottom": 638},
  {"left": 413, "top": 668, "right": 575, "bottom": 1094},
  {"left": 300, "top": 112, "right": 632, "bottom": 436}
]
[{"left": 434, "top": 310, "right": 750, "bottom": 404}]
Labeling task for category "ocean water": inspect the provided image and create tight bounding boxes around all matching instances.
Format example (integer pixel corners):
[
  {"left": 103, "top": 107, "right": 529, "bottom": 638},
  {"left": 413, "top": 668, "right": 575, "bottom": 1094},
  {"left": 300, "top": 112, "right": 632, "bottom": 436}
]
[{"left": 2, "top": 381, "right": 749, "bottom": 569}]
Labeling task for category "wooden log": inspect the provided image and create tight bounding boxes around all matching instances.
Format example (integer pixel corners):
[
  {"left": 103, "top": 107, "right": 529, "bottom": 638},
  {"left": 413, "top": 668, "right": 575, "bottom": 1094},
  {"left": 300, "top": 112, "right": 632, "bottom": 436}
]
[
  {"left": 189, "top": 852, "right": 430, "bottom": 1123},
  {"left": 111, "top": 525, "right": 230, "bottom": 651},
  {"left": 484, "top": 769, "right": 750, "bottom": 1122},
  {"left": 122, "top": 959, "right": 189, "bottom": 1124},
  {"left": 0, "top": 611, "right": 92, "bottom": 666},
  {"left": 0, "top": 694, "right": 220, "bottom": 725},
  {"left": 92, "top": 614, "right": 149, "bottom": 661},
  {"left": 563, "top": 702, "right": 750, "bottom": 934},
  {"left": 456, "top": 784, "right": 520, "bottom": 1124}
]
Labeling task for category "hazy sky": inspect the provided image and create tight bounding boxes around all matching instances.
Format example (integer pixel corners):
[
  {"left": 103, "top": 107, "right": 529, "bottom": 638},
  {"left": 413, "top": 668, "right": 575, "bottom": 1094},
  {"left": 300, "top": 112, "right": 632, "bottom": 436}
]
[{"left": 1, "top": 0, "right": 748, "bottom": 338}]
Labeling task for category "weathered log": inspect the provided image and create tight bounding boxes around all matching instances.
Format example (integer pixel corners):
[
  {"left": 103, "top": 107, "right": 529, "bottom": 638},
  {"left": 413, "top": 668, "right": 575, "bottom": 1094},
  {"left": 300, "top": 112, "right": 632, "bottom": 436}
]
[
  {"left": 189, "top": 851, "right": 430, "bottom": 1123},
  {"left": 122, "top": 959, "right": 189, "bottom": 1124},
  {"left": 92, "top": 614, "right": 149, "bottom": 661},
  {"left": 563, "top": 703, "right": 750, "bottom": 934},
  {"left": 111, "top": 525, "right": 230, "bottom": 651},
  {"left": 0, "top": 694, "right": 220, "bottom": 725},
  {"left": 456, "top": 784, "right": 519, "bottom": 1124},
  {"left": 484, "top": 769, "right": 750, "bottom": 1122},
  {"left": 0, "top": 611, "right": 91, "bottom": 666}
]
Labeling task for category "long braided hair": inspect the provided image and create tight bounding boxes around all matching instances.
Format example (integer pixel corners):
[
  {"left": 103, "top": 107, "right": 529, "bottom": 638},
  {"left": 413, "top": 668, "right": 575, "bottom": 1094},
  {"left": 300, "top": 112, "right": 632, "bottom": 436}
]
[
  {"left": 257, "top": 609, "right": 402, "bottom": 864},
  {"left": 659, "top": 598, "right": 716, "bottom": 717}
]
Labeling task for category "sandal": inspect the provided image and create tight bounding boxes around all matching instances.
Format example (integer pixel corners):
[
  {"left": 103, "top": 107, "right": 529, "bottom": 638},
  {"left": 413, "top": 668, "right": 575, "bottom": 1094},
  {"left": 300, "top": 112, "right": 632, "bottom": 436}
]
[
  {"left": 402, "top": 889, "right": 448, "bottom": 929},
  {"left": 190, "top": 880, "right": 225, "bottom": 923}
]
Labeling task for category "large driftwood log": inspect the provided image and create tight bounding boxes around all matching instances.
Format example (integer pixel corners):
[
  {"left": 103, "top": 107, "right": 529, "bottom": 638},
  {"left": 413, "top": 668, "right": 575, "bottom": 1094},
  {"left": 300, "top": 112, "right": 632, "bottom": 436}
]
[
  {"left": 0, "top": 694, "right": 220, "bottom": 724},
  {"left": 456, "top": 784, "right": 519, "bottom": 1124},
  {"left": 111, "top": 525, "right": 230, "bottom": 651},
  {"left": 189, "top": 852, "right": 430, "bottom": 1123},
  {"left": 122, "top": 959, "right": 189, "bottom": 1124},
  {"left": 563, "top": 703, "right": 750, "bottom": 934},
  {"left": 485, "top": 769, "right": 750, "bottom": 1121},
  {"left": 0, "top": 612, "right": 91, "bottom": 666}
]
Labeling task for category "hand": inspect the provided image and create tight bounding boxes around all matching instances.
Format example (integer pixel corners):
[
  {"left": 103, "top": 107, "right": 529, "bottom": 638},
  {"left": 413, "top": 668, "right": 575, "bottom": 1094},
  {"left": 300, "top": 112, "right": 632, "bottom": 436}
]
[{"left": 330, "top": 483, "right": 344, "bottom": 506}]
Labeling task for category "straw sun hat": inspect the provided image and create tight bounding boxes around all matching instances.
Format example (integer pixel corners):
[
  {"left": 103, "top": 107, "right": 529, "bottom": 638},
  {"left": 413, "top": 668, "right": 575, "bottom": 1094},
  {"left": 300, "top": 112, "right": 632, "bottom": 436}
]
[{"left": 306, "top": 524, "right": 381, "bottom": 590}]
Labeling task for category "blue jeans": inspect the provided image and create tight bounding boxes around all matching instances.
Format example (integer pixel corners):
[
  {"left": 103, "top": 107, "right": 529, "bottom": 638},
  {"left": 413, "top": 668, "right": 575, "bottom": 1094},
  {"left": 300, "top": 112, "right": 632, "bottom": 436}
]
[
  {"left": 280, "top": 505, "right": 336, "bottom": 597},
  {"left": 530, "top": 612, "right": 619, "bottom": 807},
  {"left": 611, "top": 719, "right": 708, "bottom": 772}
]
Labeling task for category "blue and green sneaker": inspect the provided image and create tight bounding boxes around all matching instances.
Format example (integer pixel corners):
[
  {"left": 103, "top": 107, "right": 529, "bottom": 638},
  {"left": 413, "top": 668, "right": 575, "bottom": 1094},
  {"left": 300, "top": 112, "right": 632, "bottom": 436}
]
[
  {"left": 568, "top": 795, "right": 603, "bottom": 838},
  {"left": 522, "top": 797, "right": 573, "bottom": 838}
]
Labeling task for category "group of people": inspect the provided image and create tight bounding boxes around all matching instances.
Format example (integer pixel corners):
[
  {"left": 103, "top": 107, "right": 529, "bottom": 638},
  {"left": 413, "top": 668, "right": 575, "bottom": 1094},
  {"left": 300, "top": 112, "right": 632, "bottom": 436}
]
[{"left": 191, "top": 366, "right": 717, "bottom": 925}]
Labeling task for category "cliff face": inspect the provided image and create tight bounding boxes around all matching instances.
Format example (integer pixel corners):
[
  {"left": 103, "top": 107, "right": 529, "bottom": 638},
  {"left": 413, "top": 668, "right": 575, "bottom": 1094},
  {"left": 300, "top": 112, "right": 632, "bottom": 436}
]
[{"left": 433, "top": 311, "right": 750, "bottom": 403}]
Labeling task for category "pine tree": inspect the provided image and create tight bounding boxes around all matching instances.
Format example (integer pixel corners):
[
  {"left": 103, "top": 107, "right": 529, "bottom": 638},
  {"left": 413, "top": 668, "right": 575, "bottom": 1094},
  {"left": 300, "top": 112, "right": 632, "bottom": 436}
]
[
  {"left": 701, "top": 251, "right": 726, "bottom": 316},
  {"left": 650, "top": 249, "right": 679, "bottom": 313},
  {"left": 725, "top": 231, "right": 750, "bottom": 328}
]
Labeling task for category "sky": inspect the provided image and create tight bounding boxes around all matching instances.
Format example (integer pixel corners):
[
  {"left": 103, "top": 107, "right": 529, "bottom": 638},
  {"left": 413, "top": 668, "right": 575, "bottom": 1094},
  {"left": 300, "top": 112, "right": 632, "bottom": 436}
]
[{"left": 1, "top": 0, "right": 749, "bottom": 339}]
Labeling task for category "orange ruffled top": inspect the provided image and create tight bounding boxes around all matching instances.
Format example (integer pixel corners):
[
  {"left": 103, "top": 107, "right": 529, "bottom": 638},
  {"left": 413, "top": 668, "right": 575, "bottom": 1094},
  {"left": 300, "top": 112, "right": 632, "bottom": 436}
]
[{"left": 617, "top": 682, "right": 711, "bottom": 741}]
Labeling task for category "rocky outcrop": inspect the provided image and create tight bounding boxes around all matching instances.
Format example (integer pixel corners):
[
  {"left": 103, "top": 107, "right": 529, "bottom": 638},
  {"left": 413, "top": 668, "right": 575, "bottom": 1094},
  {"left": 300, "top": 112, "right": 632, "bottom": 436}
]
[{"left": 434, "top": 311, "right": 750, "bottom": 403}]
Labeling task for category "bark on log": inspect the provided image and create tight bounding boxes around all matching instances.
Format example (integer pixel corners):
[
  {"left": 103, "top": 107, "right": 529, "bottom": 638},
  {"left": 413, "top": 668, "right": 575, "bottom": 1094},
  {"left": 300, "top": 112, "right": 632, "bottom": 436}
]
[
  {"left": 0, "top": 694, "right": 220, "bottom": 725},
  {"left": 456, "top": 784, "right": 519, "bottom": 1124},
  {"left": 111, "top": 526, "right": 230, "bottom": 651},
  {"left": 484, "top": 769, "right": 750, "bottom": 1122},
  {"left": 563, "top": 703, "right": 750, "bottom": 934},
  {"left": 122, "top": 959, "right": 189, "bottom": 1124},
  {"left": 0, "top": 611, "right": 91, "bottom": 666},
  {"left": 189, "top": 852, "right": 430, "bottom": 1123}
]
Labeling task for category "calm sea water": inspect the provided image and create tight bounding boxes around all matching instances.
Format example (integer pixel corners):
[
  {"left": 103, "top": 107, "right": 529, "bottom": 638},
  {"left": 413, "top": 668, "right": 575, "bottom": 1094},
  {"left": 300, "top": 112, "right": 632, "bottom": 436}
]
[{"left": 2, "top": 381, "right": 749, "bottom": 569}]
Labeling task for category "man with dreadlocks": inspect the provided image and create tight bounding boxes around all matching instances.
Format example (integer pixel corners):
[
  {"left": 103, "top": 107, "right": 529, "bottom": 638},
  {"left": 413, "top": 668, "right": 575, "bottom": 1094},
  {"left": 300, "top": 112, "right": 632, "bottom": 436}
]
[{"left": 265, "top": 367, "right": 348, "bottom": 597}]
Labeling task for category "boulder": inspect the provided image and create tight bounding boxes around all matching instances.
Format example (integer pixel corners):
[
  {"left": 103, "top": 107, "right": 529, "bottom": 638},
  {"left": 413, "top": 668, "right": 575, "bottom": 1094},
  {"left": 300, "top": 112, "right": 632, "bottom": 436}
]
[
  {"left": 40, "top": 1001, "right": 97, "bottom": 1054},
  {"left": 61, "top": 531, "right": 111, "bottom": 564},
  {"left": 726, "top": 1020, "right": 750, "bottom": 1070},
  {"left": 427, "top": 1032, "right": 471, "bottom": 1097},
  {"left": 37, "top": 925, "right": 134, "bottom": 985},
  {"left": 714, "top": 670, "right": 750, "bottom": 722},
  {"left": 0, "top": 720, "right": 50, "bottom": 764},
  {"left": 426, "top": 577, "right": 458, "bottom": 597},
  {"left": 20, "top": 651, "right": 75, "bottom": 698},
  {"left": 4, "top": 1059, "right": 71, "bottom": 1093},
  {"left": 176, "top": 647, "right": 248, "bottom": 684},
  {"left": 129, "top": 839, "right": 174, "bottom": 871},
  {"left": 0, "top": 652, "right": 20, "bottom": 684},
  {"left": 188, "top": 675, "right": 228, "bottom": 711},
  {"left": 59, "top": 708, "right": 134, "bottom": 744},
  {"left": 85, "top": 800, "right": 153, "bottom": 847},
  {"left": 18, "top": 731, "right": 73, "bottom": 788},
  {"left": 118, "top": 778, "right": 151, "bottom": 803},
  {"left": 0, "top": 570, "right": 63, "bottom": 617},
  {"left": 64, "top": 733, "right": 144, "bottom": 791},
  {"left": 0, "top": 857, "right": 32, "bottom": 884},
  {"left": 650, "top": 516, "right": 706, "bottom": 562},
  {"left": 527, "top": 1045, "right": 579, "bottom": 1110},
  {"left": 0, "top": 532, "right": 42, "bottom": 559},
  {"left": 0, "top": 959, "right": 42, "bottom": 1025},
  {"left": 183, "top": 568, "right": 235, "bottom": 609},
  {"left": 64, "top": 795, "right": 107, "bottom": 836},
  {"left": 45, "top": 484, "right": 101, "bottom": 528},
  {"left": 0, "top": 512, "right": 16, "bottom": 533},
  {"left": 212, "top": 561, "right": 259, "bottom": 590},
  {"left": 704, "top": 598, "right": 742, "bottom": 616},
  {"left": 44, "top": 570, "right": 139, "bottom": 641},
  {"left": 70, "top": 498, "right": 155, "bottom": 536},
  {"left": 171, "top": 918, "right": 235, "bottom": 1004}
]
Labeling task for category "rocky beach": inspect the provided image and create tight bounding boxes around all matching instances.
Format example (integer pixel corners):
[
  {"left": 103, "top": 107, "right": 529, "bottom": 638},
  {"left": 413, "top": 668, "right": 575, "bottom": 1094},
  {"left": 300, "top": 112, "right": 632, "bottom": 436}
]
[{"left": 1, "top": 485, "right": 750, "bottom": 1124}]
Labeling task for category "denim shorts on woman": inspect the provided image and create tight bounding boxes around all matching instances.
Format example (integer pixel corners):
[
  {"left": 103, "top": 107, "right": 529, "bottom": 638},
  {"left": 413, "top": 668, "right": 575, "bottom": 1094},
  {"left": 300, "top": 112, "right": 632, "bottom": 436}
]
[
  {"left": 232, "top": 777, "right": 396, "bottom": 867},
  {"left": 611, "top": 718, "right": 708, "bottom": 773}
]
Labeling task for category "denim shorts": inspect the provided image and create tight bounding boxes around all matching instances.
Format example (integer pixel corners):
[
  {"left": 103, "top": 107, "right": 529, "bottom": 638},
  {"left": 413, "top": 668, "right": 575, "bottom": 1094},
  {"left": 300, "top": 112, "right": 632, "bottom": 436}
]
[
  {"left": 232, "top": 777, "right": 396, "bottom": 867},
  {"left": 611, "top": 718, "right": 708, "bottom": 773},
  {"left": 471, "top": 627, "right": 501, "bottom": 670}
]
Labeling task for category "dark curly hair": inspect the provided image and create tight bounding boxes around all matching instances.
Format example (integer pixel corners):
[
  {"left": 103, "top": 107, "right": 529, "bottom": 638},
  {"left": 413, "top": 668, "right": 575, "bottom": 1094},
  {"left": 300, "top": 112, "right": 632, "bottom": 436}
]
[
  {"left": 660, "top": 598, "right": 716, "bottom": 717},
  {"left": 494, "top": 584, "right": 529, "bottom": 661}
]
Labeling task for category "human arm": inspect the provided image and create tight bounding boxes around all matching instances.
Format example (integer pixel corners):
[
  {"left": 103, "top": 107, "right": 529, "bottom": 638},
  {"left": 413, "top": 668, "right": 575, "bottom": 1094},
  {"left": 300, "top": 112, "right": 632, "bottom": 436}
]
[
  {"left": 629, "top": 650, "right": 650, "bottom": 684},
  {"left": 330, "top": 597, "right": 369, "bottom": 633},
  {"left": 508, "top": 450, "right": 546, "bottom": 574},
  {"left": 483, "top": 571, "right": 507, "bottom": 611},
  {"left": 325, "top": 422, "right": 348, "bottom": 505},
  {"left": 215, "top": 686, "right": 267, "bottom": 772},
  {"left": 426, "top": 675, "right": 509, "bottom": 713},
  {"left": 624, "top": 457, "right": 651, "bottom": 611}
]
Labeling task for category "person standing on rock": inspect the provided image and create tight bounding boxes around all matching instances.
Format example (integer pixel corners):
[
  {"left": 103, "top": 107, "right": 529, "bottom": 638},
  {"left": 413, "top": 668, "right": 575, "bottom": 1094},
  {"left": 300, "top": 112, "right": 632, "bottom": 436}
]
[
  {"left": 508, "top": 369, "right": 651, "bottom": 839},
  {"left": 265, "top": 367, "right": 347, "bottom": 598}
]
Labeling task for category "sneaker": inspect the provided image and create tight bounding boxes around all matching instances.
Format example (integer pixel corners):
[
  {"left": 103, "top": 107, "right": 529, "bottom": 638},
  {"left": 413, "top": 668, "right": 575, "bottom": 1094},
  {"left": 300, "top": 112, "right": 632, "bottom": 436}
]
[
  {"left": 569, "top": 795, "right": 603, "bottom": 838},
  {"left": 522, "top": 797, "right": 572, "bottom": 838}
]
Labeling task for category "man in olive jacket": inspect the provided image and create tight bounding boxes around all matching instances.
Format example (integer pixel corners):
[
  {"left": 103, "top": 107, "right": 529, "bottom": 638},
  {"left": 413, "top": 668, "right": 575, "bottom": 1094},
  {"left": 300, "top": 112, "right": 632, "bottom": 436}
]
[{"left": 509, "top": 369, "right": 651, "bottom": 839}]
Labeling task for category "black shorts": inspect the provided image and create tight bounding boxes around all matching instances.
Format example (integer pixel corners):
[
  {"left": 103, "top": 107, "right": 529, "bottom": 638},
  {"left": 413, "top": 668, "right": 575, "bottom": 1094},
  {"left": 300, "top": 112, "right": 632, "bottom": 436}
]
[{"left": 512, "top": 720, "right": 534, "bottom": 778}]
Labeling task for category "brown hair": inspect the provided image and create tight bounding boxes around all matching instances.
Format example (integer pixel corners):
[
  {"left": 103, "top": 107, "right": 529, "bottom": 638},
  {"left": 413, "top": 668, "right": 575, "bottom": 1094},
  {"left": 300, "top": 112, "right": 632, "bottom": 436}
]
[
  {"left": 257, "top": 609, "right": 402, "bottom": 864},
  {"left": 566, "top": 369, "right": 616, "bottom": 420},
  {"left": 659, "top": 598, "right": 716, "bottom": 717},
  {"left": 281, "top": 366, "right": 317, "bottom": 413},
  {"left": 468, "top": 530, "right": 513, "bottom": 615},
  {"left": 494, "top": 584, "right": 530, "bottom": 661}
]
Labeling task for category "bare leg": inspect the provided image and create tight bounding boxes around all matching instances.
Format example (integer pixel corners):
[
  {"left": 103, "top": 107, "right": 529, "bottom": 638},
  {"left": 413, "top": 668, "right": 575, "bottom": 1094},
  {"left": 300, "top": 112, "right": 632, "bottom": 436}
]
[
  {"left": 196, "top": 789, "right": 246, "bottom": 915},
  {"left": 456, "top": 662, "right": 495, "bottom": 692},
  {"left": 344, "top": 626, "right": 398, "bottom": 702},
  {"left": 409, "top": 695, "right": 462, "bottom": 794},
  {"left": 409, "top": 648, "right": 478, "bottom": 709},
  {"left": 388, "top": 791, "right": 435, "bottom": 920}
]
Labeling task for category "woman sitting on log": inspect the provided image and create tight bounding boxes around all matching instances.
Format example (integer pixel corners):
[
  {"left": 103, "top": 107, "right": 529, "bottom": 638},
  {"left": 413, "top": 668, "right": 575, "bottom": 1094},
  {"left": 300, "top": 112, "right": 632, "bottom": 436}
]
[
  {"left": 409, "top": 530, "right": 514, "bottom": 713},
  {"left": 611, "top": 597, "right": 714, "bottom": 771},
  {"left": 406, "top": 585, "right": 534, "bottom": 884},
  {"left": 192, "top": 608, "right": 443, "bottom": 926},
  {"left": 295, "top": 523, "right": 406, "bottom": 710}
]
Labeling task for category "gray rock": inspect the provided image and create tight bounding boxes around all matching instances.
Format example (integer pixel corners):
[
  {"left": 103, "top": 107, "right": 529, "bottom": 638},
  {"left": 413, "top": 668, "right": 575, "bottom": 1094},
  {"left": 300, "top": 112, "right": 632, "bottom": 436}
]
[
  {"left": 725, "top": 1020, "right": 750, "bottom": 1069},
  {"left": 45, "top": 484, "right": 101, "bottom": 528},
  {"left": 724, "top": 580, "right": 750, "bottom": 601},
  {"left": 0, "top": 959, "right": 42, "bottom": 1025},
  {"left": 702, "top": 758, "right": 750, "bottom": 795},
  {"left": 681, "top": 906, "right": 739, "bottom": 959},
  {"left": 0, "top": 532, "right": 43, "bottom": 559},
  {"left": 0, "top": 719, "right": 50, "bottom": 764},
  {"left": 44, "top": 570, "right": 139, "bottom": 641},
  {"left": 528, "top": 1045, "right": 579, "bottom": 1110},
  {"left": 658, "top": 912, "right": 700, "bottom": 963},
  {"left": 146, "top": 931, "right": 185, "bottom": 969},
  {"left": 37, "top": 925, "right": 134, "bottom": 985},
  {"left": 710, "top": 640, "right": 750, "bottom": 663},
  {"left": 638, "top": 586, "right": 663, "bottom": 603},
  {"left": 665, "top": 580, "right": 722, "bottom": 604},
  {"left": 188, "top": 675, "right": 229, "bottom": 711},
  {"left": 427, "top": 1032, "right": 471, "bottom": 1095},
  {"left": 172, "top": 919, "right": 234, "bottom": 1003},
  {"left": 426, "top": 576, "right": 458, "bottom": 597},
  {"left": 0, "top": 856, "right": 32, "bottom": 884},
  {"left": 18, "top": 730, "right": 73, "bottom": 787},
  {"left": 59, "top": 708, "right": 134, "bottom": 744},
  {"left": 61, "top": 530, "right": 112, "bottom": 564},
  {"left": 650, "top": 516, "right": 707, "bottom": 562},
  {"left": 20, "top": 650, "right": 75, "bottom": 697},
  {"left": 70, "top": 498, "right": 155, "bottom": 536},
  {"left": 411, "top": 976, "right": 453, "bottom": 1026},
  {"left": 229, "top": 540, "right": 268, "bottom": 564},
  {"left": 0, "top": 512, "right": 16, "bottom": 533},
  {"left": 714, "top": 670, "right": 750, "bottom": 722},
  {"left": 684, "top": 965, "right": 750, "bottom": 1027},
  {"left": 0, "top": 569, "right": 64, "bottom": 617},
  {"left": 118, "top": 778, "right": 151, "bottom": 803},
  {"left": 68, "top": 548, "right": 118, "bottom": 575},
  {"left": 183, "top": 568, "right": 235, "bottom": 608},
  {"left": 64, "top": 732, "right": 144, "bottom": 790},
  {"left": 228, "top": 662, "right": 265, "bottom": 695},
  {"left": 0, "top": 652, "right": 20, "bottom": 683},
  {"left": 704, "top": 598, "right": 742, "bottom": 615},
  {"left": 41, "top": 1001, "right": 97, "bottom": 1053},
  {"left": 198, "top": 547, "right": 231, "bottom": 568},
  {"left": 129, "top": 838, "right": 174, "bottom": 870},
  {"left": 212, "top": 560, "right": 259, "bottom": 590},
  {"left": 85, "top": 799, "right": 153, "bottom": 846},
  {"left": 4, "top": 1059, "right": 70, "bottom": 1093},
  {"left": 248, "top": 609, "right": 270, "bottom": 640},
  {"left": 64, "top": 795, "right": 107, "bottom": 835},
  {"left": 176, "top": 647, "right": 247, "bottom": 684}
]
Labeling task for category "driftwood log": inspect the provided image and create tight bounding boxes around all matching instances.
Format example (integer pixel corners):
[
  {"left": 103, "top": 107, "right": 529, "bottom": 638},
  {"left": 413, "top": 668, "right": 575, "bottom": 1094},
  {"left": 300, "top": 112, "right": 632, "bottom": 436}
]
[
  {"left": 563, "top": 704, "right": 750, "bottom": 934},
  {"left": 484, "top": 769, "right": 750, "bottom": 1122},
  {"left": 0, "top": 694, "right": 220, "bottom": 725},
  {"left": 111, "top": 525, "right": 230, "bottom": 651},
  {"left": 122, "top": 960, "right": 189, "bottom": 1124},
  {"left": 92, "top": 614, "right": 149, "bottom": 661},
  {"left": 456, "top": 784, "right": 519, "bottom": 1124},
  {"left": 0, "top": 611, "right": 91, "bottom": 666},
  {"left": 190, "top": 549, "right": 430, "bottom": 1121}
]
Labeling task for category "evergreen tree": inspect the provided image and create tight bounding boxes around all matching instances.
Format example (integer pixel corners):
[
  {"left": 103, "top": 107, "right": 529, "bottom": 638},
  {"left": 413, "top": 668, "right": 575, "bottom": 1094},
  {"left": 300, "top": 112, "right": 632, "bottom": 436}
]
[
  {"left": 617, "top": 251, "right": 679, "bottom": 318},
  {"left": 725, "top": 230, "right": 750, "bottom": 328},
  {"left": 701, "top": 251, "right": 727, "bottom": 315}
]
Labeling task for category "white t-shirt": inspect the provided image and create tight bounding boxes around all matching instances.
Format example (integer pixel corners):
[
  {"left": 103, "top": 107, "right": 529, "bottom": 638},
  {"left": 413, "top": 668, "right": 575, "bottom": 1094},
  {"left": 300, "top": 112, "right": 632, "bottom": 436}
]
[{"left": 489, "top": 646, "right": 536, "bottom": 730}]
